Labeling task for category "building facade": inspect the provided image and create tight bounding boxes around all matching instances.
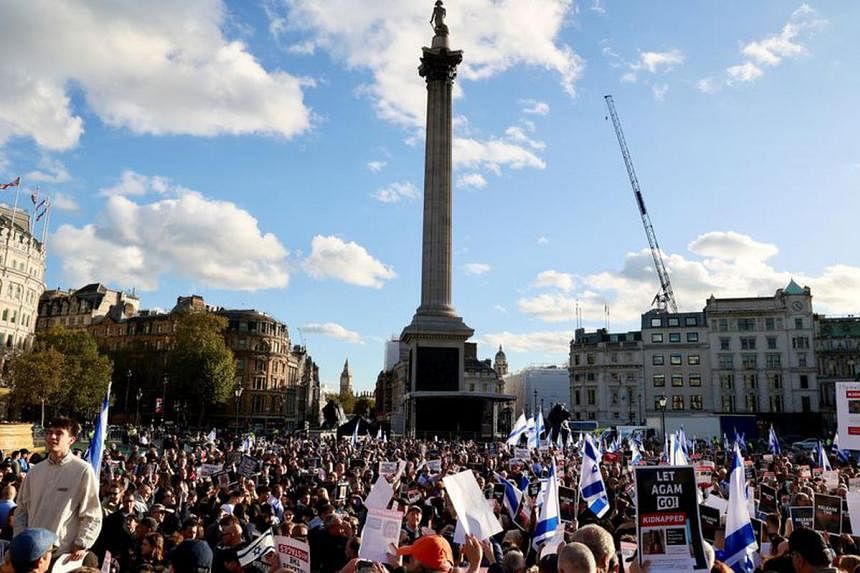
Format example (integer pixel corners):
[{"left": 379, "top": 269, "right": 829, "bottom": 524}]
[
  {"left": 814, "top": 315, "right": 860, "bottom": 432},
  {"left": 504, "top": 365, "right": 569, "bottom": 416},
  {"left": 569, "top": 328, "right": 643, "bottom": 424},
  {"left": 339, "top": 359, "right": 353, "bottom": 396}
]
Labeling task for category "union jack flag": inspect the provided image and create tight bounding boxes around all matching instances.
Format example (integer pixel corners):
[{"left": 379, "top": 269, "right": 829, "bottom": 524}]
[{"left": 0, "top": 177, "right": 20, "bottom": 190}]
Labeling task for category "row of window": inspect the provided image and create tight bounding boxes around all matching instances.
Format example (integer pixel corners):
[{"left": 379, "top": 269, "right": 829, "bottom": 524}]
[
  {"left": 719, "top": 372, "right": 809, "bottom": 390},
  {"left": 649, "top": 316, "right": 700, "bottom": 328},
  {"left": 650, "top": 332, "right": 700, "bottom": 343},
  {"left": 655, "top": 395, "right": 703, "bottom": 410},
  {"left": 652, "top": 353, "right": 701, "bottom": 366},
  {"left": 0, "top": 309, "right": 30, "bottom": 327},
  {"left": 717, "top": 352, "right": 807, "bottom": 369},
  {"left": 712, "top": 317, "right": 806, "bottom": 332},
  {"left": 721, "top": 394, "right": 812, "bottom": 414},
  {"left": 653, "top": 374, "right": 702, "bottom": 387}
]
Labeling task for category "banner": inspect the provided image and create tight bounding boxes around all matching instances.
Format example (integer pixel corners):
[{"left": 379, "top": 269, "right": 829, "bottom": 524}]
[
  {"left": 814, "top": 493, "right": 842, "bottom": 534},
  {"left": 359, "top": 509, "right": 404, "bottom": 563},
  {"left": 634, "top": 466, "right": 708, "bottom": 571},
  {"left": 837, "top": 381, "right": 860, "bottom": 449},
  {"left": 275, "top": 535, "right": 311, "bottom": 573}
]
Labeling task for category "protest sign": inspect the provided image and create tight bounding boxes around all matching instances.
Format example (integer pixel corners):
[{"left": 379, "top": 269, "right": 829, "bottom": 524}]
[
  {"left": 514, "top": 447, "right": 530, "bottom": 461},
  {"left": 378, "top": 461, "right": 399, "bottom": 477},
  {"left": 212, "top": 470, "right": 232, "bottom": 489},
  {"left": 199, "top": 463, "right": 223, "bottom": 478},
  {"left": 224, "top": 451, "right": 243, "bottom": 468},
  {"left": 365, "top": 476, "right": 394, "bottom": 510},
  {"left": 837, "top": 382, "right": 860, "bottom": 450},
  {"left": 620, "top": 541, "right": 637, "bottom": 568},
  {"left": 274, "top": 535, "right": 311, "bottom": 573},
  {"left": 558, "top": 486, "right": 578, "bottom": 523},
  {"left": 702, "top": 495, "right": 728, "bottom": 515},
  {"left": 758, "top": 484, "right": 777, "bottom": 515},
  {"left": 850, "top": 478, "right": 860, "bottom": 492},
  {"left": 490, "top": 483, "right": 505, "bottom": 504},
  {"left": 634, "top": 466, "right": 708, "bottom": 571},
  {"left": 443, "top": 470, "right": 503, "bottom": 541},
  {"left": 336, "top": 482, "right": 349, "bottom": 501},
  {"left": 359, "top": 508, "right": 403, "bottom": 563},
  {"left": 238, "top": 455, "right": 259, "bottom": 477},
  {"left": 814, "top": 494, "right": 842, "bottom": 534},
  {"left": 744, "top": 460, "right": 756, "bottom": 482},
  {"left": 694, "top": 461, "right": 714, "bottom": 489},
  {"left": 426, "top": 459, "right": 442, "bottom": 474},
  {"left": 842, "top": 499, "right": 853, "bottom": 535},
  {"left": 847, "top": 492, "right": 860, "bottom": 535},
  {"left": 822, "top": 470, "right": 839, "bottom": 492},
  {"left": 699, "top": 504, "right": 720, "bottom": 544},
  {"left": 528, "top": 480, "right": 542, "bottom": 499},
  {"left": 790, "top": 506, "right": 814, "bottom": 530}
]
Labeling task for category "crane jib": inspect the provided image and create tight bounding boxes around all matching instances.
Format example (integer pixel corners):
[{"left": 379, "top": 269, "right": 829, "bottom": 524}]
[{"left": 634, "top": 191, "right": 647, "bottom": 215}]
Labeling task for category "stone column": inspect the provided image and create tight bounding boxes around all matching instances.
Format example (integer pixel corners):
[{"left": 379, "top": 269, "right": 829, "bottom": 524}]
[{"left": 416, "top": 45, "right": 462, "bottom": 318}]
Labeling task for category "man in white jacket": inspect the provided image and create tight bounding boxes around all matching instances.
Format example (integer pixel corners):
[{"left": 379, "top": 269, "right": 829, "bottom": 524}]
[{"left": 14, "top": 417, "right": 103, "bottom": 563}]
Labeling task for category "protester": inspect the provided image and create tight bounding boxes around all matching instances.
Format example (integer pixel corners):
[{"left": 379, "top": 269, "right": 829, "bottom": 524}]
[{"left": 7, "top": 528, "right": 56, "bottom": 573}]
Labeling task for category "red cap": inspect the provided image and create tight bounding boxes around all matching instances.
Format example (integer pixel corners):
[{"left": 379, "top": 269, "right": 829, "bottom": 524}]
[{"left": 396, "top": 535, "right": 454, "bottom": 571}]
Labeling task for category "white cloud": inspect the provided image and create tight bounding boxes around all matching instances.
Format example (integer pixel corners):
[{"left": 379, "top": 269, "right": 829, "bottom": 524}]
[
  {"left": 303, "top": 235, "right": 395, "bottom": 288},
  {"left": 52, "top": 192, "right": 79, "bottom": 212},
  {"left": 651, "top": 83, "right": 669, "bottom": 101},
  {"left": 372, "top": 181, "right": 419, "bottom": 203},
  {"left": 725, "top": 5, "right": 826, "bottom": 86},
  {"left": 464, "top": 263, "right": 491, "bottom": 276},
  {"left": 367, "top": 160, "right": 387, "bottom": 172},
  {"left": 25, "top": 156, "right": 71, "bottom": 183},
  {"left": 302, "top": 322, "right": 362, "bottom": 344},
  {"left": 99, "top": 170, "right": 186, "bottom": 197},
  {"left": 53, "top": 182, "right": 289, "bottom": 291},
  {"left": 274, "top": 0, "right": 583, "bottom": 129},
  {"left": 521, "top": 99, "right": 550, "bottom": 116},
  {"left": 0, "top": 1, "right": 312, "bottom": 151},
  {"left": 537, "top": 236, "right": 549, "bottom": 245},
  {"left": 589, "top": 0, "right": 606, "bottom": 14},
  {"left": 457, "top": 173, "right": 488, "bottom": 190},
  {"left": 287, "top": 41, "right": 317, "bottom": 55},
  {"left": 504, "top": 126, "right": 545, "bottom": 150},
  {"left": 494, "top": 304, "right": 508, "bottom": 313},
  {"left": 620, "top": 72, "right": 637, "bottom": 83},
  {"left": 481, "top": 330, "right": 572, "bottom": 354},
  {"left": 624, "top": 49, "right": 685, "bottom": 83},
  {"left": 697, "top": 77, "right": 719, "bottom": 93},
  {"left": 517, "top": 230, "right": 860, "bottom": 326},
  {"left": 533, "top": 270, "right": 575, "bottom": 292},
  {"left": 453, "top": 137, "right": 546, "bottom": 174}
]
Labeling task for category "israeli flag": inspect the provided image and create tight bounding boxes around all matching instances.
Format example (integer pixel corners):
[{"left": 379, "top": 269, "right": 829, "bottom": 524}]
[
  {"left": 507, "top": 412, "right": 531, "bottom": 446},
  {"left": 579, "top": 435, "right": 609, "bottom": 518},
  {"left": 669, "top": 432, "right": 688, "bottom": 466},
  {"left": 206, "top": 428, "right": 217, "bottom": 442},
  {"left": 677, "top": 426, "right": 689, "bottom": 457},
  {"left": 351, "top": 418, "right": 360, "bottom": 447},
  {"left": 833, "top": 434, "right": 850, "bottom": 464},
  {"left": 724, "top": 443, "right": 757, "bottom": 572},
  {"left": 531, "top": 409, "right": 545, "bottom": 450},
  {"left": 817, "top": 441, "right": 832, "bottom": 471},
  {"left": 85, "top": 382, "right": 111, "bottom": 476},
  {"left": 768, "top": 425, "right": 781, "bottom": 456},
  {"left": 630, "top": 440, "right": 642, "bottom": 466},
  {"left": 735, "top": 430, "right": 747, "bottom": 451},
  {"left": 237, "top": 529, "right": 275, "bottom": 566},
  {"left": 494, "top": 472, "right": 523, "bottom": 522},
  {"left": 532, "top": 462, "right": 561, "bottom": 549}
]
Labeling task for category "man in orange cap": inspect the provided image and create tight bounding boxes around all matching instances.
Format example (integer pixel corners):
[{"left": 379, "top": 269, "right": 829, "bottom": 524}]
[{"left": 396, "top": 534, "right": 455, "bottom": 573}]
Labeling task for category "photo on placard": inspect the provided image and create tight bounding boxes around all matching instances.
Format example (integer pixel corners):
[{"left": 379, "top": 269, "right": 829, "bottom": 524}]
[
  {"left": 528, "top": 480, "right": 541, "bottom": 498},
  {"left": 849, "top": 399, "right": 860, "bottom": 414},
  {"left": 558, "top": 486, "right": 578, "bottom": 523},
  {"left": 336, "top": 482, "right": 349, "bottom": 501},
  {"left": 699, "top": 504, "right": 720, "bottom": 544},
  {"left": 491, "top": 483, "right": 505, "bottom": 503},
  {"left": 814, "top": 494, "right": 842, "bottom": 535},
  {"left": 641, "top": 530, "right": 665, "bottom": 555}
]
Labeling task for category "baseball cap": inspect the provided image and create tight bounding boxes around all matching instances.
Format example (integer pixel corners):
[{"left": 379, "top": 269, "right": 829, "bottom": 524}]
[
  {"left": 789, "top": 528, "right": 830, "bottom": 567},
  {"left": 10, "top": 528, "right": 57, "bottom": 567},
  {"left": 169, "top": 539, "right": 213, "bottom": 572},
  {"left": 396, "top": 535, "right": 454, "bottom": 572}
]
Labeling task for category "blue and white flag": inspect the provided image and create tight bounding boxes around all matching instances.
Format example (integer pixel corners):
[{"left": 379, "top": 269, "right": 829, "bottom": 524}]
[
  {"left": 531, "top": 409, "right": 544, "bottom": 450},
  {"left": 206, "top": 428, "right": 217, "bottom": 442},
  {"left": 723, "top": 433, "right": 730, "bottom": 452},
  {"left": 630, "top": 440, "right": 642, "bottom": 466},
  {"left": 817, "top": 441, "right": 832, "bottom": 471},
  {"left": 677, "top": 427, "right": 689, "bottom": 457},
  {"left": 579, "top": 435, "right": 609, "bottom": 518},
  {"left": 724, "top": 443, "right": 757, "bottom": 572},
  {"left": 735, "top": 430, "right": 747, "bottom": 452},
  {"left": 506, "top": 412, "right": 530, "bottom": 446},
  {"left": 833, "top": 434, "right": 850, "bottom": 464},
  {"left": 669, "top": 432, "right": 688, "bottom": 466},
  {"left": 237, "top": 529, "right": 275, "bottom": 566},
  {"left": 351, "top": 419, "right": 360, "bottom": 447},
  {"left": 768, "top": 425, "right": 781, "bottom": 456},
  {"left": 532, "top": 462, "right": 561, "bottom": 548},
  {"left": 494, "top": 472, "right": 526, "bottom": 527},
  {"left": 85, "top": 382, "right": 111, "bottom": 476}
]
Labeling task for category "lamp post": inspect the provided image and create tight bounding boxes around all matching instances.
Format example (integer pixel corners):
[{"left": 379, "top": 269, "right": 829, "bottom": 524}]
[
  {"left": 161, "top": 376, "right": 168, "bottom": 424},
  {"left": 234, "top": 386, "right": 244, "bottom": 430},
  {"left": 135, "top": 387, "right": 143, "bottom": 427},
  {"left": 657, "top": 395, "right": 668, "bottom": 438},
  {"left": 124, "top": 369, "right": 132, "bottom": 419}
]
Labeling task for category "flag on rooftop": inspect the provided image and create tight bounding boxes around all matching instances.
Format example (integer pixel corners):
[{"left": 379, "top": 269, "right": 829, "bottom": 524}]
[{"left": 0, "top": 177, "right": 20, "bottom": 190}]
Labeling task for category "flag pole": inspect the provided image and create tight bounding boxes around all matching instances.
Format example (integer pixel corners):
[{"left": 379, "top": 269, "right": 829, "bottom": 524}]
[
  {"left": 40, "top": 196, "right": 52, "bottom": 249},
  {"left": 4, "top": 176, "right": 22, "bottom": 270}
]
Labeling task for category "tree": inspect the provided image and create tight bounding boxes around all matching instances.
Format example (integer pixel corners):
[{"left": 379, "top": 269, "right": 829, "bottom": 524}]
[
  {"left": 8, "top": 326, "right": 112, "bottom": 421},
  {"left": 166, "top": 310, "right": 237, "bottom": 425},
  {"left": 354, "top": 396, "right": 376, "bottom": 418},
  {"left": 337, "top": 390, "right": 356, "bottom": 415}
]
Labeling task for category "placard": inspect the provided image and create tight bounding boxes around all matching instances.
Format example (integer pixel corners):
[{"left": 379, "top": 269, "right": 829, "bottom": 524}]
[
  {"left": 847, "top": 492, "right": 860, "bottom": 535},
  {"left": 790, "top": 506, "right": 814, "bottom": 530},
  {"left": 275, "top": 535, "right": 311, "bottom": 573},
  {"left": 702, "top": 495, "right": 728, "bottom": 515},
  {"left": 837, "top": 382, "right": 860, "bottom": 450},
  {"left": 694, "top": 461, "right": 715, "bottom": 489},
  {"left": 699, "top": 504, "right": 720, "bottom": 544},
  {"left": 198, "top": 463, "right": 223, "bottom": 478},
  {"left": 822, "top": 470, "right": 839, "bottom": 492},
  {"left": 442, "top": 470, "right": 503, "bottom": 541},
  {"left": 378, "top": 461, "right": 399, "bottom": 477},
  {"left": 558, "top": 486, "right": 578, "bottom": 523},
  {"left": 849, "top": 478, "right": 860, "bottom": 492},
  {"left": 514, "top": 447, "right": 530, "bottom": 461},
  {"left": 813, "top": 494, "right": 842, "bottom": 534},
  {"left": 426, "top": 459, "right": 442, "bottom": 474},
  {"left": 758, "top": 484, "right": 777, "bottom": 515},
  {"left": 634, "top": 466, "right": 708, "bottom": 571},
  {"left": 359, "top": 509, "right": 403, "bottom": 563},
  {"left": 238, "top": 455, "right": 259, "bottom": 478}
]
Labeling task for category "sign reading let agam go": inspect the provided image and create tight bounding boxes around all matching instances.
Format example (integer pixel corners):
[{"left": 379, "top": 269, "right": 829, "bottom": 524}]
[{"left": 634, "top": 466, "right": 708, "bottom": 572}]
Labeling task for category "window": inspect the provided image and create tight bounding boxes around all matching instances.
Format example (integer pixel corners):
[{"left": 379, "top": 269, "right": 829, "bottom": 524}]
[
  {"left": 722, "top": 396, "right": 735, "bottom": 412},
  {"left": 685, "top": 316, "right": 698, "bottom": 326},
  {"left": 770, "top": 396, "right": 783, "bottom": 412},
  {"left": 801, "top": 396, "right": 811, "bottom": 412},
  {"left": 668, "top": 317, "right": 680, "bottom": 327},
  {"left": 792, "top": 337, "right": 810, "bottom": 349},
  {"left": 669, "top": 333, "right": 681, "bottom": 343},
  {"left": 742, "top": 354, "right": 757, "bottom": 369},
  {"left": 1, "top": 309, "right": 6, "bottom": 322},
  {"left": 690, "top": 395, "right": 703, "bottom": 410},
  {"left": 765, "top": 317, "right": 775, "bottom": 330},
  {"left": 670, "top": 354, "right": 682, "bottom": 366},
  {"left": 746, "top": 394, "right": 758, "bottom": 413},
  {"left": 767, "top": 337, "right": 777, "bottom": 350},
  {"left": 610, "top": 353, "right": 618, "bottom": 363},
  {"left": 687, "top": 332, "right": 699, "bottom": 343},
  {"left": 587, "top": 354, "right": 596, "bottom": 365},
  {"left": 469, "top": 384, "right": 475, "bottom": 392},
  {"left": 672, "top": 395, "right": 684, "bottom": 410},
  {"left": 574, "top": 390, "right": 581, "bottom": 406},
  {"left": 587, "top": 389, "right": 596, "bottom": 405},
  {"left": 574, "top": 354, "right": 580, "bottom": 366},
  {"left": 718, "top": 319, "right": 728, "bottom": 332},
  {"left": 740, "top": 337, "right": 756, "bottom": 350},
  {"left": 650, "top": 318, "right": 662, "bottom": 327},
  {"left": 738, "top": 318, "right": 756, "bottom": 331},
  {"left": 671, "top": 375, "right": 683, "bottom": 387},
  {"left": 653, "top": 375, "right": 665, "bottom": 387},
  {"left": 795, "top": 318, "right": 803, "bottom": 330},
  {"left": 653, "top": 355, "right": 665, "bottom": 366},
  {"left": 611, "top": 391, "right": 618, "bottom": 405},
  {"left": 688, "top": 354, "right": 701, "bottom": 365},
  {"left": 689, "top": 375, "right": 702, "bottom": 387},
  {"left": 586, "top": 373, "right": 595, "bottom": 381},
  {"left": 766, "top": 354, "right": 781, "bottom": 368},
  {"left": 651, "top": 333, "right": 664, "bottom": 343},
  {"left": 798, "top": 353, "right": 808, "bottom": 367},
  {"left": 744, "top": 373, "right": 757, "bottom": 389},
  {"left": 720, "top": 338, "right": 731, "bottom": 351},
  {"left": 800, "top": 375, "right": 809, "bottom": 389},
  {"left": 768, "top": 373, "right": 782, "bottom": 390},
  {"left": 719, "top": 354, "right": 734, "bottom": 369},
  {"left": 253, "top": 376, "right": 265, "bottom": 390}
]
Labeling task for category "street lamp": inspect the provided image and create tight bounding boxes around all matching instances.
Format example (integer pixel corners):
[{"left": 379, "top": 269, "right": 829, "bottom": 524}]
[
  {"left": 161, "top": 376, "right": 168, "bottom": 424},
  {"left": 124, "top": 369, "right": 132, "bottom": 418},
  {"left": 135, "top": 387, "right": 143, "bottom": 427},
  {"left": 657, "top": 395, "right": 668, "bottom": 438},
  {"left": 234, "top": 386, "right": 244, "bottom": 429}
]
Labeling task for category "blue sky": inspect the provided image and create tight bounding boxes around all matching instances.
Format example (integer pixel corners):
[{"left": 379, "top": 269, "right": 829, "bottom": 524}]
[{"left": 1, "top": 1, "right": 858, "bottom": 392}]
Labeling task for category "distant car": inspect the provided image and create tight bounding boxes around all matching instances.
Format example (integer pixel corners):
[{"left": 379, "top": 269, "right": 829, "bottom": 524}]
[{"left": 791, "top": 438, "right": 819, "bottom": 452}]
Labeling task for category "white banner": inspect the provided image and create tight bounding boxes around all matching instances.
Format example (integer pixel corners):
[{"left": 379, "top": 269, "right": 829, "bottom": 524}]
[
  {"left": 275, "top": 535, "right": 311, "bottom": 573},
  {"left": 837, "top": 382, "right": 860, "bottom": 450}
]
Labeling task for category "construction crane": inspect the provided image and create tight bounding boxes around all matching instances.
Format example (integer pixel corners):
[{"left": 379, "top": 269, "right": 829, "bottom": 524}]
[{"left": 604, "top": 94, "right": 679, "bottom": 313}]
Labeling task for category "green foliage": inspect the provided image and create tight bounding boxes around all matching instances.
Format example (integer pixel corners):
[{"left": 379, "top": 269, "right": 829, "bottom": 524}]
[
  {"left": 354, "top": 396, "right": 375, "bottom": 417},
  {"left": 166, "top": 311, "right": 237, "bottom": 422},
  {"left": 338, "top": 390, "right": 355, "bottom": 414},
  {"left": 9, "top": 326, "right": 112, "bottom": 420}
]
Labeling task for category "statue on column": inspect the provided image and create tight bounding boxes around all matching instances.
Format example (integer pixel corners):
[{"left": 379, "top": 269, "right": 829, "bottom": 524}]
[{"left": 430, "top": 0, "right": 449, "bottom": 37}]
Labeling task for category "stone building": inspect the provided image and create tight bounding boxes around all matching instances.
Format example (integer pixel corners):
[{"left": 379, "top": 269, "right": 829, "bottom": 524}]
[
  {"left": 814, "top": 315, "right": 860, "bottom": 432},
  {"left": 504, "top": 365, "right": 569, "bottom": 416},
  {"left": 0, "top": 206, "right": 47, "bottom": 356},
  {"left": 339, "top": 359, "right": 353, "bottom": 396},
  {"left": 569, "top": 328, "right": 643, "bottom": 425}
]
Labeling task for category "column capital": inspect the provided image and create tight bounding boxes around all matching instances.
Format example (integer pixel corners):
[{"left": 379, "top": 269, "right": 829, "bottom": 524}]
[{"left": 419, "top": 47, "right": 463, "bottom": 84}]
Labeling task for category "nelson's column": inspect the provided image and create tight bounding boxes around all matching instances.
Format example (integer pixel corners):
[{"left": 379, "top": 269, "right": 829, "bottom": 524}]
[{"left": 398, "top": 1, "right": 514, "bottom": 439}]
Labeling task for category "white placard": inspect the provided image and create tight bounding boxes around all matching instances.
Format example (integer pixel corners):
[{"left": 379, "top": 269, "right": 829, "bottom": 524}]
[
  {"left": 443, "top": 470, "right": 503, "bottom": 541},
  {"left": 275, "top": 535, "right": 311, "bottom": 573},
  {"left": 822, "top": 470, "right": 839, "bottom": 492},
  {"left": 703, "top": 494, "right": 728, "bottom": 514},
  {"left": 847, "top": 492, "right": 860, "bottom": 535},
  {"left": 379, "top": 461, "right": 399, "bottom": 477},
  {"left": 837, "top": 382, "right": 860, "bottom": 450},
  {"left": 199, "top": 463, "right": 223, "bottom": 478},
  {"left": 427, "top": 459, "right": 442, "bottom": 474},
  {"left": 365, "top": 475, "right": 394, "bottom": 510},
  {"left": 359, "top": 508, "right": 403, "bottom": 563}
]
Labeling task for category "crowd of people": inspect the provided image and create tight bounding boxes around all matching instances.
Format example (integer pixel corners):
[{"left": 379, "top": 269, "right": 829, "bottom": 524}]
[{"left": 0, "top": 417, "right": 857, "bottom": 573}]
